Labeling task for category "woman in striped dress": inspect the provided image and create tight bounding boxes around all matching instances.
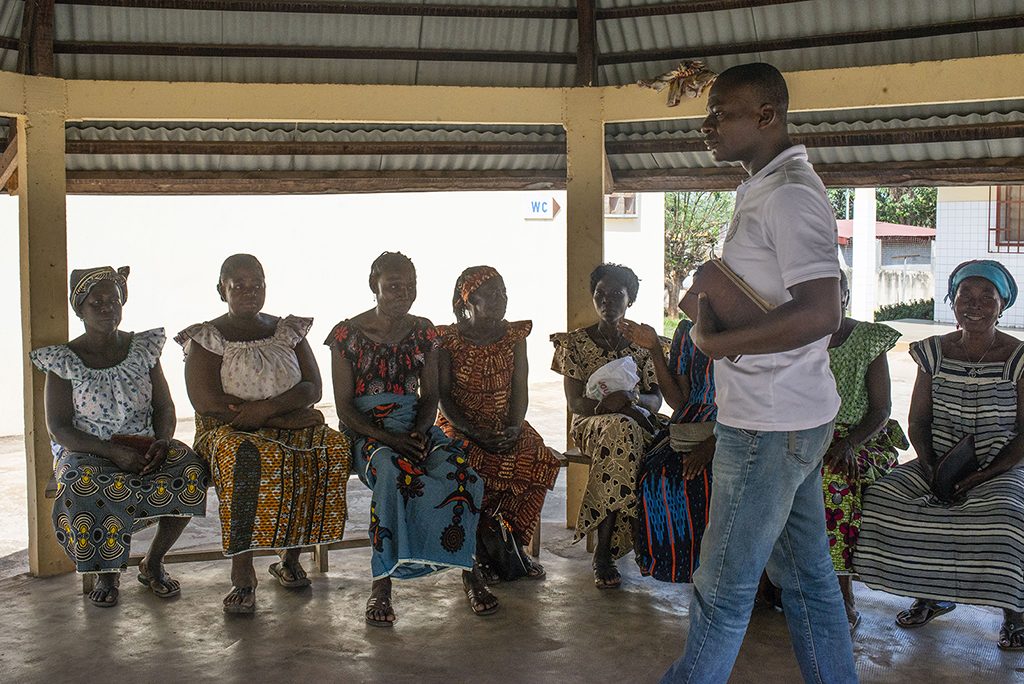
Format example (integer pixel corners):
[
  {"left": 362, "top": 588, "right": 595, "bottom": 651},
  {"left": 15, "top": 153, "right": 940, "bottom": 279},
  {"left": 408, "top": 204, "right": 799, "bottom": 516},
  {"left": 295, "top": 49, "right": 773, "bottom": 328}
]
[{"left": 855, "top": 260, "right": 1024, "bottom": 651}]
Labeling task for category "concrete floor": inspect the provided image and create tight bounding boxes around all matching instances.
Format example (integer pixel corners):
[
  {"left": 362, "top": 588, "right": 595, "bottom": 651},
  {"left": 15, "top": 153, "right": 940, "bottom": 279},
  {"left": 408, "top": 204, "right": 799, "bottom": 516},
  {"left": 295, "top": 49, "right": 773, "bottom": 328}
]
[{"left": 0, "top": 524, "right": 1021, "bottom": 683}]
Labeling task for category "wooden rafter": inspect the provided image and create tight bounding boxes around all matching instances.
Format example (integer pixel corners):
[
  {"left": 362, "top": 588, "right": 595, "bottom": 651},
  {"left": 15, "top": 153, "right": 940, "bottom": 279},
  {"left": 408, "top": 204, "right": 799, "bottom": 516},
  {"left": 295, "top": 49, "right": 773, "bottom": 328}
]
[
  {"left": 54, "top": 0, "right": 578, "bottom": 19},
  {"left": 600, "top": 15, "right": 1024, "bottom": 65},
  {"left": 596, "top": 1, "right": 804, "bottom": 20},
  {"left": 54, "top": 40, "right": 578, "bottom": 64},
  {"left": 605, "top": 121, "right": 1024, "bottom": 155},
  {"left": 17, "top": 0, "right": 56, "bottom": 76},
  {"left": 575, "top": 0, "right": 597, "bottom": 87}
]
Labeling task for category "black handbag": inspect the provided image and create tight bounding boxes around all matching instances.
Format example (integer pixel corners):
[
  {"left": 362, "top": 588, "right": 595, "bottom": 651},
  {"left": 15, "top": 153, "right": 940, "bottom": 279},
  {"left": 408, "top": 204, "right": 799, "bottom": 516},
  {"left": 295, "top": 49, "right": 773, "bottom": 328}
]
[
  {"left": 477, "top": 512, "right": 529, "bottom": 582},
  {"left": 931, "top": 434, "right": 978, "bottom": 502}
]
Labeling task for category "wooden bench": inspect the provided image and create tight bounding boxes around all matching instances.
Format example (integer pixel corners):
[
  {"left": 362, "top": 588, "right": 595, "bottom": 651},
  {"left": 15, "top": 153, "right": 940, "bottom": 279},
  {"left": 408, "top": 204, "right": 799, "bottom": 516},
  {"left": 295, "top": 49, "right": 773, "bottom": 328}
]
[{"left": 562, "top": 447, "right": 597, "bottom": 552}]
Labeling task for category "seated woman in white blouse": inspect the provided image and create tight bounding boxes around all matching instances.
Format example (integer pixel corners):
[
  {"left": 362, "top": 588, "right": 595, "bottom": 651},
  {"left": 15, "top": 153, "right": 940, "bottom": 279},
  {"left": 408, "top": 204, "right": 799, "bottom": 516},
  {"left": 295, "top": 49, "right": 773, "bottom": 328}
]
[{"left": 177, "top": 254, "right": 351, "bottom": 614}]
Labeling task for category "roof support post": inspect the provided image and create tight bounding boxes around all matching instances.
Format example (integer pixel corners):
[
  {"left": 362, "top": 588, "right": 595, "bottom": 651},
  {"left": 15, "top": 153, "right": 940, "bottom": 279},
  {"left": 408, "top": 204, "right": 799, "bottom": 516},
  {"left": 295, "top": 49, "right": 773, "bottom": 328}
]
[
  {"left": 575, "top": 0, "right": 597, "bottom": 87},
  {"left": 850, "top": 187, "right": 877, "bottom": 322},
  {"left": 18, "top": 78, "right": 71, "bottom": 577},
  {"left": 563, "top": 88, "right": 605, "bottom": 529},
  {"left": 17, "top": 0, "right": 57, "bottom": 77}
]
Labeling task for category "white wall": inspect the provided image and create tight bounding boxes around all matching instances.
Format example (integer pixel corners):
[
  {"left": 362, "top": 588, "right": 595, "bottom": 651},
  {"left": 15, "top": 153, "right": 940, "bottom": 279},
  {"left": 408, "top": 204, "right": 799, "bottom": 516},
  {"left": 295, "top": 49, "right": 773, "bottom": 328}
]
[
  {"left": 0, "top": 191, "right": 665, "bottom": 437},
  {"left": 935, "top": 186, "right": 1024, "bottom": 329}
]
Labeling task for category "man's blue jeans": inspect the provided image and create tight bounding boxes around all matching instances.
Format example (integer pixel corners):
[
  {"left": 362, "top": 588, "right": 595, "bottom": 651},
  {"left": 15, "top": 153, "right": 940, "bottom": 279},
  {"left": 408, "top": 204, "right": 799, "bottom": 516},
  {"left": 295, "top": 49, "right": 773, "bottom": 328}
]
[{"left": 661, "top": 422, "right": 857, "bottom": 684}]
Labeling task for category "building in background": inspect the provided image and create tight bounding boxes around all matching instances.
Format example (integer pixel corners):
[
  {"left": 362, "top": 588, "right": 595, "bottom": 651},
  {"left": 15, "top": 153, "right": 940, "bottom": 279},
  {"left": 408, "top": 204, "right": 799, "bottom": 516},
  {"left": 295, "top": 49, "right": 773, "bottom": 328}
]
[{"left": 837, "top": 219, "right": 936, "bottom": 309}]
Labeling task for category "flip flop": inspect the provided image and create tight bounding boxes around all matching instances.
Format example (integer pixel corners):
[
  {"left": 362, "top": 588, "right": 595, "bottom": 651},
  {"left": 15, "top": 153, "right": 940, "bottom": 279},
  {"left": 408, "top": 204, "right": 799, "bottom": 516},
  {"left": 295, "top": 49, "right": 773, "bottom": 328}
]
[
  {"left": 523, "top": 555, "right": 546, "bottom": 581},
  {"left": 895, "top": 599, "right": 956, "bottom": 628},
  {"left": 137, "top": 562, "right": 181, "bottom": 598},
  {"left": 365, "top": 594, "right": 396, "bottom": 628},
  {"left": 88, "top": 584, "right": 119, "bottom": 608},
  {"left": 593, "top": 561, "right": 621, "bottom": 590},
  {"left": 998, "top": 619, "right": 1024, "bottom": 651},
  {"left": 268, "top": 561, "right": 311, "bottom": 589},
  {"left": 223, "top": 586, "right": 256, "bottom": 614}
]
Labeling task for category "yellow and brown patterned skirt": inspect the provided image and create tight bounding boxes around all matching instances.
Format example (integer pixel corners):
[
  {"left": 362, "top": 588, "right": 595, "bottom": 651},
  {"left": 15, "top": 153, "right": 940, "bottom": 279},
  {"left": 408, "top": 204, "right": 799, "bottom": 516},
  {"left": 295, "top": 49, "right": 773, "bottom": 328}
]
[{"left": 193, "top": 415, "right": 351, "bottom": 555}]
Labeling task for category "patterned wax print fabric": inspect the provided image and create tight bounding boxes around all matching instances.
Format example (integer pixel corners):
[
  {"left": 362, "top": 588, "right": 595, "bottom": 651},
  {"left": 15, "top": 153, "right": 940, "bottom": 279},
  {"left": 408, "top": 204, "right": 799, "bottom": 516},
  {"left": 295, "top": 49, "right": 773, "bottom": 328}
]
[
  {"left": 436, "top": 321, "right": 560, "bottom": 545},
  {"left": 177, "top": 316, "right": 350, "bottom": 555},
  {"left": 822, "top": 322, "right": 908, "bottom": 573},
  {"left": 635, "top": 320, "right": 715, "bottom": 582},
  {"left": 327, "top": 320, "right": 483, "bottom": 579},
  {"left": 551, "top": 327, "right": 659, "bottom": 560},
  {"left": 30, "top": 329, "right": 208, "bottom": 573},
  {"left": 855, "top": 337, "right": 1024, "bottom": 611}
]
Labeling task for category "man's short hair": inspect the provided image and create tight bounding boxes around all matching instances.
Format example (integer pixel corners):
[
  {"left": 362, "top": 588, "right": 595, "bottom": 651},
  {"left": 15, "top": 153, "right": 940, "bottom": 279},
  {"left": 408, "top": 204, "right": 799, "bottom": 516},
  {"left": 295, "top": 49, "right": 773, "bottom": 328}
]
[{"left": 716, "top": 62, "right": 789, "bottom": 117}]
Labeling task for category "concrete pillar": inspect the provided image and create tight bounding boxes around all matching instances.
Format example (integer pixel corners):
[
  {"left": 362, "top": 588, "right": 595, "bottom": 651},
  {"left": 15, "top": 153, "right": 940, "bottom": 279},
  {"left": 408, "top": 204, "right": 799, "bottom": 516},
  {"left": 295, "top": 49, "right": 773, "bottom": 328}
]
[
  {"left": 851, "top": 187, "right": 877, "bottom": 321},
  {"left": 563, "top": 90, "right": 605, "bottom": 529},
  {"left": 19, "top": 79, "right": 72, "bottom": 577}
]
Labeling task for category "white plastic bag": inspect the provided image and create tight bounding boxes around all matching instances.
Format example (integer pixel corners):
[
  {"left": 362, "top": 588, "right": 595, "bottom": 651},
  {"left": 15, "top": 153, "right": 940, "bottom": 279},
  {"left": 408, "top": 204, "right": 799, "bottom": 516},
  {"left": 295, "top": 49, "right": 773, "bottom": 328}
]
[{"left": 585, "top": 356, "right": 640, "bottom": 401}]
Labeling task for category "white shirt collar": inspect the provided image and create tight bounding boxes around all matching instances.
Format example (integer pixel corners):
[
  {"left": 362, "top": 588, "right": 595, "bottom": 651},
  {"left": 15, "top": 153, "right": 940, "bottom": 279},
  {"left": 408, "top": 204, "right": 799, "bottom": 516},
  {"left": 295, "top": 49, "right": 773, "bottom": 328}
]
[{"left": 741, "top": 144, "right": 808, "bottom": 187}]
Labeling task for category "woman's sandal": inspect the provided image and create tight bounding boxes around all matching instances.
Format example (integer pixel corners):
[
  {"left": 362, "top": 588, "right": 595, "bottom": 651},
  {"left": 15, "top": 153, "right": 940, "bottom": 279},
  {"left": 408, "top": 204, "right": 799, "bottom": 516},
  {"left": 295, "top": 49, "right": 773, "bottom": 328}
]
[
  {"left": 523, "top": 554, "right": 546, "bottom": 581},
  {"left": 223, "top": 586, "right": 256, "bottom": 614},
  {"left": 895, "top": 599, "right": 956, "bottom": 628},
  {"left": 268, "top": 561, "right": 312, "bottom": 589},
  {"left": 88, "top": 584, "right": 119, "bottom": 608},
  {"left": 593, "top": 560, "right": 621, "bottom": 590},
  {"left": 365, "top": 594, "right": 396, "bottom": 628},
  {"left": 137, "top": 561, "right": 181, "bottom": 599},
  {"left": 464, "top": 580, "right": 500, "bottom": 616},
  {"left": 998, "top": 618, "right": 1024, "bottom": 651}
]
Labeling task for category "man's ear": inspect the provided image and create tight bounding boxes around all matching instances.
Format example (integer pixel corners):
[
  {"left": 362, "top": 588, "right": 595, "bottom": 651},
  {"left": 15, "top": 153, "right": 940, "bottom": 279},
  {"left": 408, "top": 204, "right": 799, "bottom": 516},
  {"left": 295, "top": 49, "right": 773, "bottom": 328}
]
[{"left": 758, "top": 103, "right": 778, "bottom": 129}]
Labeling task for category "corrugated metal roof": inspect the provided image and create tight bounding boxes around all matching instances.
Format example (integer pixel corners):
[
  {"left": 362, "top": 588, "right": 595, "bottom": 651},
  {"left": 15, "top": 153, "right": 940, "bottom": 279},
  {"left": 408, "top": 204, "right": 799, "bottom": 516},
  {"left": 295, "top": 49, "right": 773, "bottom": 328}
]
[{"left": 0, "top": 0, "right": 1020, "bottom": 86}]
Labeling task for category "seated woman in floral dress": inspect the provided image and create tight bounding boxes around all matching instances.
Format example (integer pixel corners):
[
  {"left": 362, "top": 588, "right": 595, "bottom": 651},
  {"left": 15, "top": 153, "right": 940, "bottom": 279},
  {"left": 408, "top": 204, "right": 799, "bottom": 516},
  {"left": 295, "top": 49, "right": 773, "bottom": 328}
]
[
  {"left": 856, "top": 260, "right": 1024, "bottom": 651},
  {"left": 178, "top": 254, "right": 350, "bottom": 614},
  {"left": 436, "top": 266, "right": 560, "bottom": 580},
  {"left": 621, "top": 316, "right": 716, "bottom": 584},
  {"left": 551, "top": 263, "right": 662, "bottom": 589},
  {"left": 31, "top": 266, "right": 207, "bottom": 607},
  {"left": 327, "top": 252, "right": 488, "bottom": 627}
]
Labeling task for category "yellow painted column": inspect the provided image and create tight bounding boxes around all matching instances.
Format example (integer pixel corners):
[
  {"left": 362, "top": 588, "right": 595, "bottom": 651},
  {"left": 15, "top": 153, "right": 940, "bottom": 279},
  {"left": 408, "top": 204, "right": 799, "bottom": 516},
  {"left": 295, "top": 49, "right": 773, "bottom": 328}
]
[
  {"left": 19, "top": 78, "right": 72, "bottom": 577},
  {"left": 563, "top": 89, "right": 606, "bottom": 530}
]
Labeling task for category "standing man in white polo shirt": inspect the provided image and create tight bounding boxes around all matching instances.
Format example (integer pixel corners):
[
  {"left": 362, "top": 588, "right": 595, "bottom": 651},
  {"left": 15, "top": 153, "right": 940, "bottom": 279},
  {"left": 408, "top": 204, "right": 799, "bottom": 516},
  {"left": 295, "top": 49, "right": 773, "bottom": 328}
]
[{"left": 660, "top": 63, "right": 857, "bottom": 684}]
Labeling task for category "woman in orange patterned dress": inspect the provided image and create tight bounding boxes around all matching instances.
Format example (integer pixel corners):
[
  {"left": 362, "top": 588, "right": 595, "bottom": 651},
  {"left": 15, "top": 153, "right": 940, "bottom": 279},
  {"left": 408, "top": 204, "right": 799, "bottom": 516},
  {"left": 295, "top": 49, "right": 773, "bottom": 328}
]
[{"left": 437, "top": 266, "right": 560, "bottom": 580}]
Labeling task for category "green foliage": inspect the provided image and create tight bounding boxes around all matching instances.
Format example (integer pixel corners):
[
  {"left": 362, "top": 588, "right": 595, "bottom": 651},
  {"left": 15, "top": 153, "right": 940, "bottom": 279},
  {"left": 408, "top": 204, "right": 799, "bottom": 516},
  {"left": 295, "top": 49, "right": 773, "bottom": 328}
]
[
  {"left": 664, "top": 191, "right": 735, "bottom": 315},
  {"left": 664, "top": 316, "right": 682, "bottom": 337},
  {"left": 874, "top": 299, "right": 934, "bottom": 322},
  {"left": 828, "top": 187, "right": 937, "bottom": 228}
]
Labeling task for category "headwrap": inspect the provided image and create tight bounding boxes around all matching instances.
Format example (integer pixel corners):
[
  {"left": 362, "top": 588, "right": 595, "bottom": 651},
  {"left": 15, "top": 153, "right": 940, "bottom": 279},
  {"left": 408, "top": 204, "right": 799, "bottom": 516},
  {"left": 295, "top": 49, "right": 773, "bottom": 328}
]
[
  {"left": 458, "top": 265, "right": 500, "bottom": 305},
  {"left": 69, "top": 266, "right": 130, "bottom": 313},
  {"left": 947, "top": 260, "right": 1017, "bottom": 311}
]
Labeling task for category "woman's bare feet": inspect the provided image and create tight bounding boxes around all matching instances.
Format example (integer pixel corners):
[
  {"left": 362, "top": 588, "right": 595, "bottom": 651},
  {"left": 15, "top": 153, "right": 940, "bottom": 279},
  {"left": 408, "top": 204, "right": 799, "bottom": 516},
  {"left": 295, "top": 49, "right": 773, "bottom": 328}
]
[
  {"left": 366, "top": 577, "right": 396, "bottom": 627},
  {"left": 224, "top": 552, "right": 258, "bottom": 614},
  {"left": 88, "top": 572, "right": 120, "bottom": 608}
]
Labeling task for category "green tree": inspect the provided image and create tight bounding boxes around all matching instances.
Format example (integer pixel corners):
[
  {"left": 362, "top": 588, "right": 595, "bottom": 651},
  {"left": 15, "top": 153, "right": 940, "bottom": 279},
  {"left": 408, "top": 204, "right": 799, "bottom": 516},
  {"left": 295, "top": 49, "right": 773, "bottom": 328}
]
[
  {"left": 664, "top": 191, "right": 734, "bottom": 316},
  {"left": 828, "top": 187, "right": 937, "bottom": 227}
]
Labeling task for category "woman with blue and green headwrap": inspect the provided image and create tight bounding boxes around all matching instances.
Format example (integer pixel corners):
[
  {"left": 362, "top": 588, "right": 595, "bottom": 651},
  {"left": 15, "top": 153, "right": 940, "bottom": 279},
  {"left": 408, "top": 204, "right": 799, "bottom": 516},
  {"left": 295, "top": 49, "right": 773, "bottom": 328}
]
[{"left": 856, "top": 259, "right": 1024, "bottom": 651}]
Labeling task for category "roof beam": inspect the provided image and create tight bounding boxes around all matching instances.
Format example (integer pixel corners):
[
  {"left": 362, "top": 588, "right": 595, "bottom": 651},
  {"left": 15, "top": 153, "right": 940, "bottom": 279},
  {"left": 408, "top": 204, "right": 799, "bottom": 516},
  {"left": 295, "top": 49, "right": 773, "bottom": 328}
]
[
  {"left": 606, "top": 121, "right": 1024, "bottom": 155},
  {"left": 65, "top": 139, "right": 567, "bottom": 156},
  {"left": 596, "top": 1, "right": 804, "bottom": 20},
  {"left": 17, "top": 0, "right": 56, "bottom": 76},
  {"left": 64, "top": 169, "right": 568, "bottom": 194},
  {"left": 575, "top": 0, "right": 598, "bottom": 87},
  {"left": 600, "top": 15, "right": 1024, "bottom": 65},
  {"left": 613, "top": 157, "right": 1024, "bottom": 191},
  {"left": 54, "top": 40, "right": 578, "bottom": 64},
  {"left": 54, "top": 0, "right": 578, "bottom": 19}
]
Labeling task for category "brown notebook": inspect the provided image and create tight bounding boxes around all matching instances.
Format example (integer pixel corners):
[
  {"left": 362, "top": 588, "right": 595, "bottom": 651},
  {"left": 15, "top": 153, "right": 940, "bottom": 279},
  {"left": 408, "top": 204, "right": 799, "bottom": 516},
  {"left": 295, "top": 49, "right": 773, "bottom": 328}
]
[{"left": 678, "top": 258, "right": 773, "bottom": 333}]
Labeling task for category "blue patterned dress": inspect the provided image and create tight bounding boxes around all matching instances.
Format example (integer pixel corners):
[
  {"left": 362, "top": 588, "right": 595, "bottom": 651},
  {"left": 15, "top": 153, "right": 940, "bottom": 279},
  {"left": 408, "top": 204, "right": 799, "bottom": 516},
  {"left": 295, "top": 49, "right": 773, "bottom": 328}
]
[
  {"left": 634, "top": 320, "right": 716, "bottom": 583},
  {"left": 30, "top": 329, "right": 208, "bottom": 574},
  {"left": 326, "top": 320, "right": 483, "bottom": 580}
]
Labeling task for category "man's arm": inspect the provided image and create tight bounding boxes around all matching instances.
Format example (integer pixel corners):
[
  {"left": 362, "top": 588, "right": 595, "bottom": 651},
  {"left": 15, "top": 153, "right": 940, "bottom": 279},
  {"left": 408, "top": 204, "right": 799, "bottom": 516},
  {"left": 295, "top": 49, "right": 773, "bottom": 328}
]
[{"left": 690, "top": 276, "right": 840, "bottom": 360}]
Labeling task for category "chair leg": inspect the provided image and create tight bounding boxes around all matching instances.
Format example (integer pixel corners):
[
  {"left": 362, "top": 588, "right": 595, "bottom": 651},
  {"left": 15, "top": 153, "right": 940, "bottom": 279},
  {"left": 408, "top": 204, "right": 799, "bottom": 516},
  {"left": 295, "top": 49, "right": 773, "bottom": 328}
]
[
  {"left": 586, "top": 531, "right": 595, "bottom": 553},
  {"left": 528, "top": 522, "right": 541, "bottom": 558},
  {"left": 312, "top": 544, "right": 329, "bottom": 573},
  {"left": 82, "top": 574, "right": 94, "bottom": 594}
]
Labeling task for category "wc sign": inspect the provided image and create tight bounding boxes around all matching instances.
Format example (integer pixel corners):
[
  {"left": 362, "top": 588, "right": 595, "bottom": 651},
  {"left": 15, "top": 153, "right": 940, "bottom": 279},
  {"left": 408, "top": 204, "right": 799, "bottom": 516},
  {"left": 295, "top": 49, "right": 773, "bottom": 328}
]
[{"left": 525, "top": 196, "right": 561, "bottom": 220}]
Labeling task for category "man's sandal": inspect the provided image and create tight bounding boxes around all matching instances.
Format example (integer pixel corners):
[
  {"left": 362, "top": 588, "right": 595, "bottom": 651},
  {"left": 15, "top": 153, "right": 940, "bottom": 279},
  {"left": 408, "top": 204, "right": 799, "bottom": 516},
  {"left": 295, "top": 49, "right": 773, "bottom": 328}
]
[
  {"left": 268, "top": 561, "right": 312, "bottom": 589},
  {"left": 137, "top": 561, "right": 181, "bottom": 598},
  {"left": 998, "top": 619, "right": 1024, "bottom": 651},
  {"left": 365, "top": 594, "right": 396, "bottom": 628},
  {"left": 895, "top": 599, "right": 956, "bottom": 628},
  {"left": 223, "top": 586, "right": 256, "bottom": 614}
]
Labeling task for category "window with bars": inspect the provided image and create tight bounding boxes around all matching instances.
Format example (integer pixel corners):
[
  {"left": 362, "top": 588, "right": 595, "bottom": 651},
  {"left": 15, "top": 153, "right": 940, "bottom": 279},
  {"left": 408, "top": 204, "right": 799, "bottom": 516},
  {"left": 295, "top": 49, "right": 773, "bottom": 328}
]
[
  {"left": 604, "top": 192, "right": 638, "bottom": 218},
  {"left": 991, "top": 185, "right": 1024, "bottom": 253}
]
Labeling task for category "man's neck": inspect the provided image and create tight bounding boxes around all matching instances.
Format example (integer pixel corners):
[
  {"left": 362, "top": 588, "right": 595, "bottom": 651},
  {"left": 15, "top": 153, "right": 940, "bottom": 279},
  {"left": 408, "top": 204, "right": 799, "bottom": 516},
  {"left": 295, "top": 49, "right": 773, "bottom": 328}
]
[{"left": 742, "top": 136, "right": 795, "bottom": 177}]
